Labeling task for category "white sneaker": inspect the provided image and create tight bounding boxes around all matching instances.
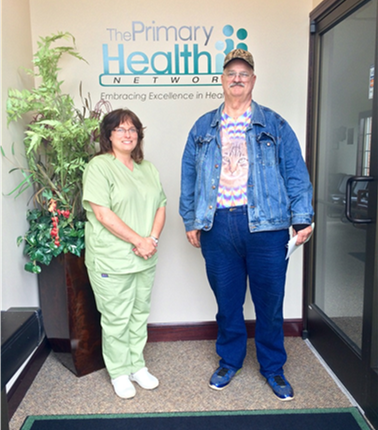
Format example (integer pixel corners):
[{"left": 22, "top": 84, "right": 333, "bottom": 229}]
[
  {"left": 130, "top": 367, "right": 159, "bottom": 389},
  {"left": 111, "top": 375, "right": 136, "bottom": 399}
]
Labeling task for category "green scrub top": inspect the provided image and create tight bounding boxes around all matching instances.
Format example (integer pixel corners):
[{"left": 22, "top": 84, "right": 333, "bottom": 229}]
[{"left": 83, "top": 153, "right": 167, "bottom": 274}]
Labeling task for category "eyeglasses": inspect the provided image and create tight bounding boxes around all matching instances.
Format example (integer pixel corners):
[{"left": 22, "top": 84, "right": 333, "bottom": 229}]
[
  {"left": 113, "top": 127, "right": 138, "bottom": 136},
  {"left": 225, "top": 71, "right": 252, "bottom": 80}
]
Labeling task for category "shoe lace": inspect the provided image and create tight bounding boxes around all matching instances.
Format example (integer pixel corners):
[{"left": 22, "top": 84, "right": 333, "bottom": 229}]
[
  {"left": 217, "top": 368, "right": 230, "bottom": 377},
  {"left": 273, "top": 375, "right": 286, "bottom": 387}
]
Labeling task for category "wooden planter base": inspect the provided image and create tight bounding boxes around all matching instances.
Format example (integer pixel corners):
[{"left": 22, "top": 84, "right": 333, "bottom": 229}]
[{"left": 38, "top": 253, "right": 105, "bottom": 377}]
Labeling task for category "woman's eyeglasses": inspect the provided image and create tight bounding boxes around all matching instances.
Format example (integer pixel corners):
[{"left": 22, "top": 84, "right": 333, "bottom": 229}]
[{"left": 113, "top": 127, "right": 138, "bottom": 136}]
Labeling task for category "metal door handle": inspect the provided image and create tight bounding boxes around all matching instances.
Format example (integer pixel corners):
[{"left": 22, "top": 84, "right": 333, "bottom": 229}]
[{"left": 345, "top": 176, "right": 373, "bottom": 223}]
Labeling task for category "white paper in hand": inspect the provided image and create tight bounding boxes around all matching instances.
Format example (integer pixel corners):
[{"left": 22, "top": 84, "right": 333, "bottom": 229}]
[{"left": 285, "top": 223, "right": 315, "bottom": 260}]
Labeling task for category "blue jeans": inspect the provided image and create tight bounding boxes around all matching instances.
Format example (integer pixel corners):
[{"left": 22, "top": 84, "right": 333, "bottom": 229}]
[{"left": 200, "top": 206, "right": 289, "bottom": 378}]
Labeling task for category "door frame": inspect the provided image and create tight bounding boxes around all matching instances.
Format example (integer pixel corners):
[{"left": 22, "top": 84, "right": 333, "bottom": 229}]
[{"left": 304, "top": 0, "right": 378, "bottom": 427}]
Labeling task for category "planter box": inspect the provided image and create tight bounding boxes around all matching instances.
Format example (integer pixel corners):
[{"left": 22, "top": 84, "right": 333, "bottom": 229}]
[{"left": 38, "top": 253, "right": 105, "bottom": 376}]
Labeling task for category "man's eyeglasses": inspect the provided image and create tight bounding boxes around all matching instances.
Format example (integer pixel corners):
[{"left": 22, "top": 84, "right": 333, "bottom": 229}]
[
  {"left": 225, "top": 71, "right": 252, "bottom": 80},
  {"left": 113, "top": 127, "right": 138, "bottom": 136}
]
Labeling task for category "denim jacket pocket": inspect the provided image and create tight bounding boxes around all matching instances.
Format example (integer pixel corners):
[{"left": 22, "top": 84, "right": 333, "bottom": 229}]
[
  {"left": 195, "top": 134, "right": 215, "bottom": 164},
  {"left": 256, "top": 132, "right": 277, "bottom": 166}
]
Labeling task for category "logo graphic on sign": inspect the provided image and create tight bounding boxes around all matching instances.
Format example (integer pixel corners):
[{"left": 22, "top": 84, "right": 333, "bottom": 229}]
[{"left": 100, "top": 23, "right": 249, "bottom": 87}]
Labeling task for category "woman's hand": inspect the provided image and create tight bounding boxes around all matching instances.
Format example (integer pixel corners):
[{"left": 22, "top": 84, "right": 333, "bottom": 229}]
[
  {"left": 134, "top": 205, "right": 165, "bottom": 259},
  {"left": 88, "top": 202, "right": 164, "bottom": 260},
  {"left": 133, "top": 237, "right": 157, "bottom": 259}
]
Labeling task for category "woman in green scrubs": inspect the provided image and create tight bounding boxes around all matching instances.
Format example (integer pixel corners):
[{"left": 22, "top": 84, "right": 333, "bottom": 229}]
[{"left": 83, "top": 109, "right": 166, "bottom": 399}]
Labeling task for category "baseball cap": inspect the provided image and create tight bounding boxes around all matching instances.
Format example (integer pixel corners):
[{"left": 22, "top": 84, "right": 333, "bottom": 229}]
[{"left": 223, "top": 49, "right": 254, "bottom": 70}]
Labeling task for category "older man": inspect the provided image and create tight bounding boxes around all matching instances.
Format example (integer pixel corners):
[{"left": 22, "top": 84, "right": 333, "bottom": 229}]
[{"left": 179, "top": 49, "right": 313, "bottom": 401}]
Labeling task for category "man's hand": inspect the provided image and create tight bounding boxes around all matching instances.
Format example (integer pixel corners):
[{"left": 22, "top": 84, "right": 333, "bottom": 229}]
[
  {"left": 292, "top": 225, "right": 313, "bottom": 246},
  {"left": 186, "top": 230, "right": 201, "bottom": 248}
]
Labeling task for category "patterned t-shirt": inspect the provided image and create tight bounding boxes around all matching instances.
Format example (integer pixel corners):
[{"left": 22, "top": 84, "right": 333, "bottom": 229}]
[{"left": 217, "top": 107, "right": 252, "bottom": 208}]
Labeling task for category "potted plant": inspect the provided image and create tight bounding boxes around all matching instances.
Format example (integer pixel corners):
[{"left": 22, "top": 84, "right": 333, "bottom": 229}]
[
  {"left": 6, "top": 31, "right": 111, "bottom": 273},
  {"left": 4, "top": 32, "right": 111, "bottom": 376}
]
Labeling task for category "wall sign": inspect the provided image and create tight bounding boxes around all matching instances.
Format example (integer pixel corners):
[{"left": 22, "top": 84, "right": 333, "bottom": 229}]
[{"left": 100, "top": 23, "right": 249, "bottom": 88}]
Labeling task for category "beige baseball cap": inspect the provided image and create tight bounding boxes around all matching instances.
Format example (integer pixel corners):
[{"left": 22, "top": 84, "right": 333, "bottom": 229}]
[{"left": 223, "top": 49, "right": 254, "bottom": 70}]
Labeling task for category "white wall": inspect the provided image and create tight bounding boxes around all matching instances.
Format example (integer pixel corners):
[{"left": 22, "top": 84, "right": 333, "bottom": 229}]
[
  {"left": 1, "top": 0, "right": 39, "bottom": 310},
  {"left": 2, "top": 0, "right": 315, "bottom": 323}
]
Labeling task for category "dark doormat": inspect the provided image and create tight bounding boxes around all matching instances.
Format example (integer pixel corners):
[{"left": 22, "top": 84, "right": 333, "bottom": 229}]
[{"left": 20, "top": 408, "right": 371, "bottom": 430}]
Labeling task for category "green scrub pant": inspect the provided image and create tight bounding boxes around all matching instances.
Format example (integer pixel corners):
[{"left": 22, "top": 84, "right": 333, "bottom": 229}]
[{"left": 88, "top": 266, "right": 156, "bottom": 379}]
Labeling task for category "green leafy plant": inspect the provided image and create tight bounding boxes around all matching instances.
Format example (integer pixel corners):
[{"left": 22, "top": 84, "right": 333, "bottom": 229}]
[{"left": 4, "top": 32, "right": 111, "bottom": 273}]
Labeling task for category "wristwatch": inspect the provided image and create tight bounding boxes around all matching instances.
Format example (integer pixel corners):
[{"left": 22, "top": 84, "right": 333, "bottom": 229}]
[{"left": 150, "top": 235, "right": 159, "bottom": 244}]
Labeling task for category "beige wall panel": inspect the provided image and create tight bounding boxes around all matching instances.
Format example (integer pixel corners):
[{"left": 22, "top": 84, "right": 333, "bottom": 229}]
[{"left": 2, "top": 0, "right": 313, "bottom": 321}]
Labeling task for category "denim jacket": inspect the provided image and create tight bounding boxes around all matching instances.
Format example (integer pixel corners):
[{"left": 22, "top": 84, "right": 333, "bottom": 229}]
[{"left": 179, "top": 100, "right": 314, "bottom": 233}]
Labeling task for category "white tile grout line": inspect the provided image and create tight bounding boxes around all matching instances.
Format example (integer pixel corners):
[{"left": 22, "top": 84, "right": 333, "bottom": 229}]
[{"left": 304, "top": 339, "right": 365, "bottom": 416}]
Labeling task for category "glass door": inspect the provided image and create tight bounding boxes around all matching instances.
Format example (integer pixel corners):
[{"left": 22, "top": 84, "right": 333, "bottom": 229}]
[{"left": 306, "top": 0, "right": 378, "bottom": 427}]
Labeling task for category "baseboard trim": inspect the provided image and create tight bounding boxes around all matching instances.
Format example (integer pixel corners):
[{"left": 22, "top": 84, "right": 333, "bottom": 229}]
[{"left": 147, "top": 319, "right": 303, "bottom": 342}]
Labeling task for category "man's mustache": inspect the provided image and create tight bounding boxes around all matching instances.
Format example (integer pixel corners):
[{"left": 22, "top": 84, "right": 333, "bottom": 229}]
[{"left": 230, "top": 82, "right": 245, "bottom": 88}]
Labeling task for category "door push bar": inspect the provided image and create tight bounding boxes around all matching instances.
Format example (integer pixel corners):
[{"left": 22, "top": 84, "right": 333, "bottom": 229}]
[{"left": 345, "top": 176, "right": 374, "bottom": 223}]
